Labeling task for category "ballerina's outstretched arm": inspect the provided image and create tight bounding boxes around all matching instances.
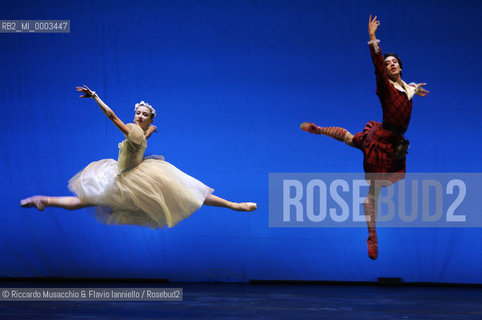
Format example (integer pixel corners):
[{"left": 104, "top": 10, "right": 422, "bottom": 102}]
[
  {"left": 76, "top": 85, "right": 130, "bottom": 136},
  {"left": 144, "top": 125, "right": 157, "bottom": 139}
]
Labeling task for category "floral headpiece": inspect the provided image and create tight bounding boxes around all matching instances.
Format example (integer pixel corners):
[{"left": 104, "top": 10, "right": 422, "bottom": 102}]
[{"left": 134, "top": 101, "right": 156, "bottom": 118}]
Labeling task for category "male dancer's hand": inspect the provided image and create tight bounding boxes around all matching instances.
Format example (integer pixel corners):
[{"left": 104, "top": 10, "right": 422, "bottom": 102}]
[
  {"left": 414, "top": 83, "right": 430, "bottom": 97},
  {"left": 368, "top": 15, "right": 380, "bottom": 41}
]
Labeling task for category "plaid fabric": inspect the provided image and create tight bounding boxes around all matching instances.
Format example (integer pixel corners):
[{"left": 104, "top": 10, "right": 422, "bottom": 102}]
[
  {"left": 371, "top": 42, "right": 413, "bottom": 130},
  {"left": 300, "top": 123, "right": 348, "bottom": 141},
  {"left": 319, "top": 126, "right": 348, "bottom": 142},
  {"left": 351, "top": 42, "right": 413, "bottom": 184},
  {"left": 353, "top": 121, "right": 405, "bottom": 184}
]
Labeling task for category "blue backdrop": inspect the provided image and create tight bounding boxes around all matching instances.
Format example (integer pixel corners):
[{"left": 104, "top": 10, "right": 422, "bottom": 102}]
[{"left": 1, "top": 0, "right": 481, "bottom": 283}]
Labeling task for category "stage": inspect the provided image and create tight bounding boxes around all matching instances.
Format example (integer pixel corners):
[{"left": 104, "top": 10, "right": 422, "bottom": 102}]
[{"left": 1, "top": 280, "right": 480, "bottom": 319}]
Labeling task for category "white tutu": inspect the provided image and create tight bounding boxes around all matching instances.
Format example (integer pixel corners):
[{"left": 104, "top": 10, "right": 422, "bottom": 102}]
[{"left": 68, "top": 123, "right": 213, "bottom": 228}]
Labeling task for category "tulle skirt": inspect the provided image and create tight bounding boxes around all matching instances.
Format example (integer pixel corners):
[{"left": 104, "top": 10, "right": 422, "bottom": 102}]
[{"left": 68, "top": 159, "right": 214, "bottom": 228}]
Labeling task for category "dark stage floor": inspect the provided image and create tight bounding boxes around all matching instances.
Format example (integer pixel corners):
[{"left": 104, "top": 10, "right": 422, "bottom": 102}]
[{"left": 0, "top": 281, "right": 481, "bottom": 319}]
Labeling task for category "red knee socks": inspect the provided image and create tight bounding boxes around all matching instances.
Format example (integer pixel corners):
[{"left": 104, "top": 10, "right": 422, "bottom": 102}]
[{"left": 301, "top": 123, "right": 349, "bottom": 142}]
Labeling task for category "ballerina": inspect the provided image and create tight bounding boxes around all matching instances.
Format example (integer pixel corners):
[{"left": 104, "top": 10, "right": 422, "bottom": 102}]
[
  {"left": 21, "top": 85, "right": 256, "bottom": 228},
  {"left": 301, "top": 15, "right": 429, "bottom": 259}
]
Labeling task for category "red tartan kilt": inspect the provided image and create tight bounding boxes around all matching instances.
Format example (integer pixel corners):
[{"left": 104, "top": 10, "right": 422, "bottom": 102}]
[{"left": 352, "top": 121, "right": 406, "bottom": 185}]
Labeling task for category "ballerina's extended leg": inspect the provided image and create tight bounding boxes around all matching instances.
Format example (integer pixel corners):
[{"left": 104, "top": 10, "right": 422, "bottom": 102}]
[
  {"left": 20, "top": 196, "right": 92, "bottom": 211},
  {"left": 203, "top": 194, "right": 257, "bottom": 212}
]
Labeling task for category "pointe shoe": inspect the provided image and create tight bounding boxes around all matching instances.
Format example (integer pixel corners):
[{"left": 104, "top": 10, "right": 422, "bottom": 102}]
[
  {"left": 244, "top": 202, "right": 257, "bottom": 212},
  {"left": 367, "top": 233, "right": 378, "bottom": 260},
  {"left": 20, "top": 196, "right": 48, "bottom": 211},
  {"left": 231, "top": 202, "right": 257, "bottom": 212},
  {"left": 300, "top": 122, "right": 319, "bottom": 134}
]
